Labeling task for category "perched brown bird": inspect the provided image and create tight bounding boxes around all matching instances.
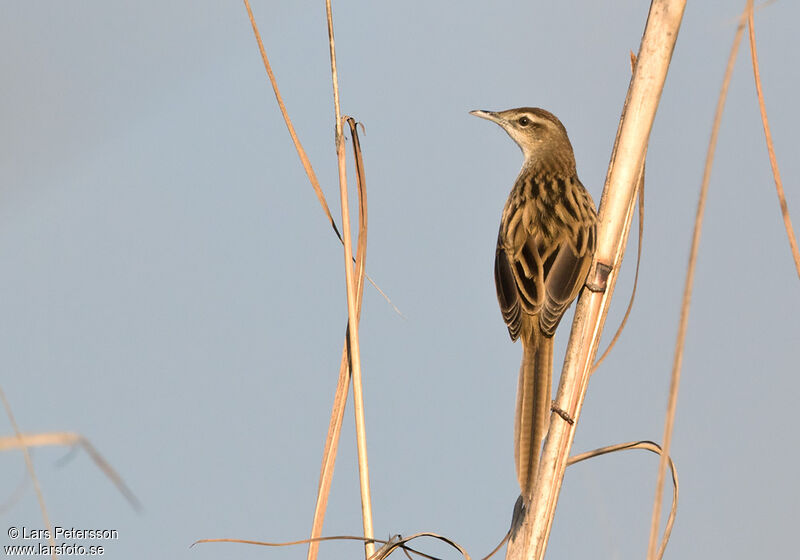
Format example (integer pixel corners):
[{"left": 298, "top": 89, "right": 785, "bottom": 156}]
[{"left": 471, "top": 107, "right": 597, "bottom": 500}]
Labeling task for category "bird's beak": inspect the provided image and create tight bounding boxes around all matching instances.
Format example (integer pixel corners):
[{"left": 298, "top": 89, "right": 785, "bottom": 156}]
[{"left": 470, "top": 109, "right": 504, "bottom": 125}]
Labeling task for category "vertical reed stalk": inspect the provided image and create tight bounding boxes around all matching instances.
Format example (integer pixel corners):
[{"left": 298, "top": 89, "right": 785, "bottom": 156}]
[
  {"left": 324, "top": 3, "right": 375, "bottom": 558},
  {"left": 505, "top": 2, "right": 687, "bottom": 559}
]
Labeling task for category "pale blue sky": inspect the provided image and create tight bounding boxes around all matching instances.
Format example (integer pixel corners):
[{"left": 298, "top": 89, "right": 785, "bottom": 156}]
[{"left": 1, "top": 2, "right": 798, "bottom": 559}]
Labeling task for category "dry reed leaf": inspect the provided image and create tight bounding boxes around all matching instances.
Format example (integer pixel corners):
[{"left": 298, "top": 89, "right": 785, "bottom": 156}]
[
  {"left": 371, "top": 533, "right": 471, "bottom": 560},
  {"left": 746, "top": 4, "right": 800, "bottom": 279}
]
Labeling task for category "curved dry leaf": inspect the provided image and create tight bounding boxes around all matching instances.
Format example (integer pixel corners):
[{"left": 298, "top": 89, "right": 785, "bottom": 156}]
[
  {"left": 569, "top": 441, "right": 678, "bottom": 560},
  {"left": 194, "top": 533, "right": 469, "bottom": 560}
]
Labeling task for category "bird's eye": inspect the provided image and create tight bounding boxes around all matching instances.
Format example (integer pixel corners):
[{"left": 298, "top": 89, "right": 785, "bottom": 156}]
[{"left": 518, "top": 117, "right": 530, "bottom": 126}]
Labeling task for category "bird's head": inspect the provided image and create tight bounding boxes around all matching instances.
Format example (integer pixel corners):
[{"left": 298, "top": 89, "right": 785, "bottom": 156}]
[{"left": 470, "top": 107, "right": 576, "bottom": 174}]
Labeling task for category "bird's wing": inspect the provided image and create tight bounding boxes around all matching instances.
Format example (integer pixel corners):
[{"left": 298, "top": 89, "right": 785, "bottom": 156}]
[
  {"left": 495, "top": 234, "right": 523, "bottom": 341},
  {"left": 538, "top": 225, "right": 595, "bottom": 336},
  {"left": 495, "top": 218, "right": 595, "bottom": 339},
  {"left": 495, "top": 226, "right": 550, "bottom": 340}
]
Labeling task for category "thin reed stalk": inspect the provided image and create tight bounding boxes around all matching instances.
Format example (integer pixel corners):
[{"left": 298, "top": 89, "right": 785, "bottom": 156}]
[{"left": 324, "top": 2, "right": 375, "bottom": 558}]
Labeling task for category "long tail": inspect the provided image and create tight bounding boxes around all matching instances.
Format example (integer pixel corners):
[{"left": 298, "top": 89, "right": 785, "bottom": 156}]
[{"left": 514, "top": 330, "right": 553, "bottom": 500}]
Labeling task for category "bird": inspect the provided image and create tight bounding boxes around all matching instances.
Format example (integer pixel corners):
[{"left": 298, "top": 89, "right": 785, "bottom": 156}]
[{"left": 470, "top": 107, "right": 597, "bottom": 500}]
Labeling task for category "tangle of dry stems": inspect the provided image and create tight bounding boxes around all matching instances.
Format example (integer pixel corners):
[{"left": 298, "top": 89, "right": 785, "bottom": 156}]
[
  {"left": 241, "top": 2, "right": 377, "bottom": 559},
  {"left": 242, "top": 0, "right": 401, "bottom": 316},
  {"left": 194, "top": 440, "right": 678, "bottom": 560}
]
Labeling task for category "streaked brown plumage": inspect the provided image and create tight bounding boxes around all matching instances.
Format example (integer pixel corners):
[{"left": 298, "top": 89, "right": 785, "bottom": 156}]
[{"left": 471, "top": 107, "right": 597, "bottom": 500}]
